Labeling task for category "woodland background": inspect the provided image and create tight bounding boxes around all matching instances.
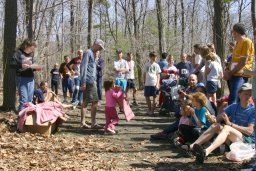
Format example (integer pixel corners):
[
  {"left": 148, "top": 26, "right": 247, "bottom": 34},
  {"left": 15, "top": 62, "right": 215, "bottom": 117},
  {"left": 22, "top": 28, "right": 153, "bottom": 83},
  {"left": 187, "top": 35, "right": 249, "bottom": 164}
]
[{"left": 1, "top": 0, "right": 256, "bottom": 111}]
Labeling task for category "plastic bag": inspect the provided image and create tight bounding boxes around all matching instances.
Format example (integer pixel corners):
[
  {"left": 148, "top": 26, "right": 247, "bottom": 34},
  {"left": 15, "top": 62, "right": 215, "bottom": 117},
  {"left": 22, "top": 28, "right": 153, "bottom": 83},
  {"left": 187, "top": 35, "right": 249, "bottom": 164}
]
[{"left": 226, "top": 141, "right": 255, "bottom": 162}]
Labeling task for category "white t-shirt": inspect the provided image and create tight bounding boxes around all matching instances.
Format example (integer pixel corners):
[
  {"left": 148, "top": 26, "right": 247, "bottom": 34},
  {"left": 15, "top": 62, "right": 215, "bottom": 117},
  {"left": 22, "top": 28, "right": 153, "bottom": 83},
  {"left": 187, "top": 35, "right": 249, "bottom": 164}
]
[
  {"left": 207, "top": 61, "right": 223, "bottom": 82},
  {"left": 114, "top": 59, "right": 129, "bottom": 79},
  {"left": 144, "top": 62, "right": 161, "bottom": 86},
  {"left": 195, "top": 54, "right": 202, "bottom": 65},
  {"left": 126, "top": 60, "right": 135, "bottom": 79}
]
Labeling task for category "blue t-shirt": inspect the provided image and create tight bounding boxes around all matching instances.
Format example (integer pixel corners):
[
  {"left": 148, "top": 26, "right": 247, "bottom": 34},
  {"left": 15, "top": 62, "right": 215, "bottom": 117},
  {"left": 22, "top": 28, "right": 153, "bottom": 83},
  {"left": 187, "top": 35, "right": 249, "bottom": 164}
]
[
  {"left": 158, "top": 59, "right": 168, "bottom": 71},
  {"left": 34, "top": 88, "right": 46, "bottom": 103},
  {"left": 191, "top": 107, "right": 208, "bottom": 129},
  {"left": 224, "top": 103, "right": 255, "bottom": 139},
  {"left": 50, "top": 68, "right": 60, "bottom": 81}
]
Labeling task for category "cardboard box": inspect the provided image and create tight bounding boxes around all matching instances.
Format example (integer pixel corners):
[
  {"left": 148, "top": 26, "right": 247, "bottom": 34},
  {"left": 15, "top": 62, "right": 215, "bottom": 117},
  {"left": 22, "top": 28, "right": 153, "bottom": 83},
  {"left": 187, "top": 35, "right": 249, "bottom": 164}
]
[{"left": 24, "top": 112, "right": 66, "bottom": 136}]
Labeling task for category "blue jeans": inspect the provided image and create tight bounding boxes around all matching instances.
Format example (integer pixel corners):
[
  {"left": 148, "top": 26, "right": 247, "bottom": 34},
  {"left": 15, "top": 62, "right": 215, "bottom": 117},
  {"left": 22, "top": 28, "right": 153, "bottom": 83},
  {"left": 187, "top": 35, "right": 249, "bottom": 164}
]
[
  {"left": 228, "top": 76, "right": 248, "bottom": 105},
  {"left": 163, "top": 119, "right": 179, "bottom": 135},
  {"left": 97, "top": 77, "right": 103, "bottom": 100},
  {"left": 62, "top": 76, "right": 74, "bottom": 94},
  {"left": 16, "top": 76, "right": 34, "bottom": 112},
  {"left": 71, "top": 77, "right": 83, "bottom": 103}
]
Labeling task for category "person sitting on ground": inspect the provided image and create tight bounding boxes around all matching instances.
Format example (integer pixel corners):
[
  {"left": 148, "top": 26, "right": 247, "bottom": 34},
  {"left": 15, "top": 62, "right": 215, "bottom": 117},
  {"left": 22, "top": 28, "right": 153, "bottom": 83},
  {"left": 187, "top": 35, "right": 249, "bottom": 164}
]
[
  {"left": 178, "top": 74, "right": 198, "bottom": 99},
  {"left": 150, "top": 74, "right": 199, "bottom": 140},
  {"left": 33, "top": 81, "right": 48, "bottom": 104},
  {"left": 173, "top": 99, "right": 193, "bottom": 146},
  {"left": 178, "top": 92, "right": 212, "bottom": 146},
  {"left": 183, "top": 83, "right": 255, "bottom": 164}
]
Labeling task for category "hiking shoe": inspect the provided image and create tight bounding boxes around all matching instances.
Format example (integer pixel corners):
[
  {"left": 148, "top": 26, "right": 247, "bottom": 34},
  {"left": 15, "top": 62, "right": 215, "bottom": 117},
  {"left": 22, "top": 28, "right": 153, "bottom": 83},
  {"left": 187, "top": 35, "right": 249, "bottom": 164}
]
[{"left": 193, "top": 144, "right": 206, "bottom": 164}]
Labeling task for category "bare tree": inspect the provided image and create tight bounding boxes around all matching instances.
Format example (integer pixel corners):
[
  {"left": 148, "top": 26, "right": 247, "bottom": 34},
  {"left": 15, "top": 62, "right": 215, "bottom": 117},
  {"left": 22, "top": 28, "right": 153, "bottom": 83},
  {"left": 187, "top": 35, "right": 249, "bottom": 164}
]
[
  {"left": 25, "top": 0, "right": 33, "bottom": 39},
  {"left": 156, "top": 0, "right": 165, "bottom": 54},
  {"left": 87, "top": 0, "right": 94, "bottom": 48},
  {"left": 2, "top": 0, "right": 17, "bottom": 111}
]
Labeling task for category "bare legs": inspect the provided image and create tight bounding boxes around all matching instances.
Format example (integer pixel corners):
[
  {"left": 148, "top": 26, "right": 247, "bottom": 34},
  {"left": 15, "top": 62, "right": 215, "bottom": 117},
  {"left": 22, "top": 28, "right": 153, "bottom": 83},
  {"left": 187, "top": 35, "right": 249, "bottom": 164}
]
[
  {"left": 190, "top": 124, "right": 243, "bottom": 156},
  {"left": 145, "top": 96, "right": 156, "bottom": 115},
  {"left": 80, "top": 101, "right": 98, "bottom": 127}
]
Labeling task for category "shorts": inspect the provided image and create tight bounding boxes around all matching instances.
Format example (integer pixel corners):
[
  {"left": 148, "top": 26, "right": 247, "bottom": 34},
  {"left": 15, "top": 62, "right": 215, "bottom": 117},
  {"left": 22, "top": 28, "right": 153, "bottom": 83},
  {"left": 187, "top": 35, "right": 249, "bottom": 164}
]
[
  {"left": 206, "top": 81, "right": 218, "bottom": 94},
  {"left": 144, "top": 86, "right": 158, "bottom": 97},
  {"left": 115, "top": 79, "right": 127, "bottom": 91},
  {"left": 127, "top": 79, "right": 136, "bottom": 89},
  {"left": 62, "top": 77, "right": 74, "bottom": 94},
  {"left": 83, "top": 83, "right": 98, "bottom": 103}
]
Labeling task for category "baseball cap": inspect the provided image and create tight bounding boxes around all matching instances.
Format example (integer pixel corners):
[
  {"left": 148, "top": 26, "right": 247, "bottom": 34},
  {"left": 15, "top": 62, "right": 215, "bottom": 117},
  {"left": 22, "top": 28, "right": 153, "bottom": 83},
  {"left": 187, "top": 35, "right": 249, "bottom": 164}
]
[
  {"left": 239, "top": 83, "right": 252, "bottom": 92},
  {"left": 116, "top": 48, "right": 122, "bottom": 53},
  {"left": 94, "top": 39, "right": 105, "bottom": 50}
]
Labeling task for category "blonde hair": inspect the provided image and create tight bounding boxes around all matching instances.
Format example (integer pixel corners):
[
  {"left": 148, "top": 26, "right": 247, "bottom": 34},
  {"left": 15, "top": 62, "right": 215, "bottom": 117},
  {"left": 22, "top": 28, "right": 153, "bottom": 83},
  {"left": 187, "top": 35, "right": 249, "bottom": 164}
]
[
  {"left": 200, "top": 45, "right": 210, "bottom": 58},
  {"left": 191, "top": 92, "right": 207, "bottom": 107},
  {"left": 167, "top": 55, "right": 174, "bottom": 62}
]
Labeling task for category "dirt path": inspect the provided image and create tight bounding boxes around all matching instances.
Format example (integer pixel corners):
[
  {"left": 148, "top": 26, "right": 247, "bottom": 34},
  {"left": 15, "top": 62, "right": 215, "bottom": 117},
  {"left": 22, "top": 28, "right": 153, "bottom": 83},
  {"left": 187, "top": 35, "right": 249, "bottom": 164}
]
[{"left": 0, "top": 90, "right": 247, "bottom": 170}]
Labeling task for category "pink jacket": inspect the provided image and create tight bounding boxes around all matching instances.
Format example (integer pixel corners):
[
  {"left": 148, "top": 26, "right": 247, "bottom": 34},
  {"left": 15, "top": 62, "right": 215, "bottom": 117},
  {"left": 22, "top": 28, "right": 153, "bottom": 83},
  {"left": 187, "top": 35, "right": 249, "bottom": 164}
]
[
  {"left": 17, "top": 102, "right": 65, "bottom": 131},
  {"left": 105, "top": 89, "right": 123, "bottom": 107}
]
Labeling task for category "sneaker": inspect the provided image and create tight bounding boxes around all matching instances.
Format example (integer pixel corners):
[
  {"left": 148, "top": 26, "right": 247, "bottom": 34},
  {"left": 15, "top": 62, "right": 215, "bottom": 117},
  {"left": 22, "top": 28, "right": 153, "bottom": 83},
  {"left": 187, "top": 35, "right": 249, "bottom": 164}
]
[{"left": 72, "top": 101, "right": 79, "bottom": 106}]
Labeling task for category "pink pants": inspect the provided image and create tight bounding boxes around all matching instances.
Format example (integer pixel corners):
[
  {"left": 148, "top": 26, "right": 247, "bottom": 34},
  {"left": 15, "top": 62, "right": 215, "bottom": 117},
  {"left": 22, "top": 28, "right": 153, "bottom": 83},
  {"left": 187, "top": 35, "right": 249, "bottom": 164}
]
[{"left": 105, "top": 106, "right": 119, "bottom": 130}]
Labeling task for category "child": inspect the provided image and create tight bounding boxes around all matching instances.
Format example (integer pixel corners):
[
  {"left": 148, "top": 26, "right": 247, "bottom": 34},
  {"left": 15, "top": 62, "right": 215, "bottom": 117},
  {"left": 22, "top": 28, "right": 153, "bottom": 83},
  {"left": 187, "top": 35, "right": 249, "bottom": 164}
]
[
  {"left": 205, "top": 53, "right": 223, "bottom": 105},
  {"left": 144, "top": 51, "right": 161, "bottom": 116},
  {"left": 179, "top": 92, "right": 209, "bottom": 144},
  {"left": 173, "top": 99, "right": 193, "bottom": 146},
  {"left": 103, "top": 80, "right": 123, "bottom": 134}
]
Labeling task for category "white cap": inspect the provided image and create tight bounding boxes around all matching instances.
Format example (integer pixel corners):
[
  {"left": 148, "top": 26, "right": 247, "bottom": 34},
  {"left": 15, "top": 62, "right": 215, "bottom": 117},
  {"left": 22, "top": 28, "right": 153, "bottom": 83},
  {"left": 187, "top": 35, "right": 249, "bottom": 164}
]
[{"left": 94, "top": 39, "right": 105, "bottom": 50}]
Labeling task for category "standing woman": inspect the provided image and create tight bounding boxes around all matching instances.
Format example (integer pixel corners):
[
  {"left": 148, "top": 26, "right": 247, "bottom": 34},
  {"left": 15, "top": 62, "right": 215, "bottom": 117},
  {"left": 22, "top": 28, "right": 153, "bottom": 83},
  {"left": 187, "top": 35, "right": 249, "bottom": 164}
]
[{"left": 11, "top": 39, "right": 41, "bottom": 112}]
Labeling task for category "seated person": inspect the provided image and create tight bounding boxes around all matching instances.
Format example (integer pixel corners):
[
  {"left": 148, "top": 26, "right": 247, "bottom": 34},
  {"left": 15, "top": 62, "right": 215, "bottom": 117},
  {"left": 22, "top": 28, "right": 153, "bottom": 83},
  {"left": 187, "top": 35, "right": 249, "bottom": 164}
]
[
  {"left": 150, "top": 74, "right": 199, "bottom": 140},
  {"left": 178, "top": 92, "right": 211, "bottom": 145},
  {"left": 33, "top": 81, "right": 74, "bottom": 109},
  {"left": 33, "top": 81, "right": 48, "bottom": 104},
  {"left": 182, "top": 83, "right": 255, "bottom": 164}
]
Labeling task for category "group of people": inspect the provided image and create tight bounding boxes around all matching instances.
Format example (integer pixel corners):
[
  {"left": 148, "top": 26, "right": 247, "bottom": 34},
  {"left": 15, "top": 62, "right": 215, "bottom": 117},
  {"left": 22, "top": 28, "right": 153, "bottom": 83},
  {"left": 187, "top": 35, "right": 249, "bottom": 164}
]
[
  {"left": 148, "top": 22, "right": 255, "bottom": 164},
  {"left": 11, "top": 22, "right": 256, "bottom": 163}
]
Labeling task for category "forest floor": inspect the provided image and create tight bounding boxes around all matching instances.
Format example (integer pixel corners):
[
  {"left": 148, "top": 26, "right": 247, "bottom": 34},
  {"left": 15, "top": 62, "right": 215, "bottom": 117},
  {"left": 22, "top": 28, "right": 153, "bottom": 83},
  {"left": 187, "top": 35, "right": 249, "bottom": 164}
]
[{"left": 0, "top": 90, "right": 254, "bottom": 170}]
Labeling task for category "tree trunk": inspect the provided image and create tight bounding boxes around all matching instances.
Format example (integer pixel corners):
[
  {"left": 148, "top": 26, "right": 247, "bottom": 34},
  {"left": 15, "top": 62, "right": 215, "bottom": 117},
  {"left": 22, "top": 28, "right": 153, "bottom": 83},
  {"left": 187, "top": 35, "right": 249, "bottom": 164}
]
[
  {"left": 2, "top": 0, "right": 17, "bottom": 111},
  {"left": 191, "top": 0, "right": 197, "bottom": 52},
  {"left": 70, "top": 0, "right": 75, "bottom": 54},
  {"left": 87, "top": 0, "right": 93, "bottom": 48},
  {"left": 25, "top": 0, "right": 33, "bottom": 39},
  {"left": 156, "top": 0, "right": 164, "bottom": 55},
  {"left": 180, "top": 0, "right": 185, "bottom": 53},
  {"left": 214, "top": 0, "right": 225, "bottom": 97},
  {"left": 238, "top": 0, "right": 244, "bottom": 23}
]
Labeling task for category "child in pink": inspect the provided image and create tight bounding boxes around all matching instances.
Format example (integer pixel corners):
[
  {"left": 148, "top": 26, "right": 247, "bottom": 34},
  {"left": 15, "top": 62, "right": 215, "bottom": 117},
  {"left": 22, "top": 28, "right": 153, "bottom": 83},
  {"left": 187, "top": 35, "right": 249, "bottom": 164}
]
[{"left": 103, "top": 80, "right": 123, "bottom": 134}]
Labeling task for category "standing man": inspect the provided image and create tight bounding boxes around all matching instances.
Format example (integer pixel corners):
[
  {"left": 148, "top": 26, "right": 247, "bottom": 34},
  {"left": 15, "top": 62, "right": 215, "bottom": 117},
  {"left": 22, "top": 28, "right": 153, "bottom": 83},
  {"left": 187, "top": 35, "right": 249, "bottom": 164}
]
[
  {"left": 225, "top": 23, "right": 254, "bottom": 105},
  {"left": 126, "top": 52, "right": 138, "bottom": 106},
  {"left": 176, "top": 53, "right": 193, "bottom": 88},
  {"left": 59, "top": 55, "right": 74, "bottom": 103},
  {"left": 66, "top": 50, "right": 84, "bottom": 106},
  {"left": 95, "top": 50, "right": 104, "bottom": 105},
  {"left": 114, "top": 49, "right": 129, "bottom": 91},
  {"left": 80, "top": 39, "right": 105, "bottom": 129}
]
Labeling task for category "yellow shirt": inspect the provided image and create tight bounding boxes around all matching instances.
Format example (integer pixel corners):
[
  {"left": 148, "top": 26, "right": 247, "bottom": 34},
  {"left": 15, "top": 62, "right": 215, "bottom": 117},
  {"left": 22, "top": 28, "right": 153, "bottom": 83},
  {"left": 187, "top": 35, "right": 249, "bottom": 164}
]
[{"left": 231, "top": 37, "right": 254, "bottom": 77}]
